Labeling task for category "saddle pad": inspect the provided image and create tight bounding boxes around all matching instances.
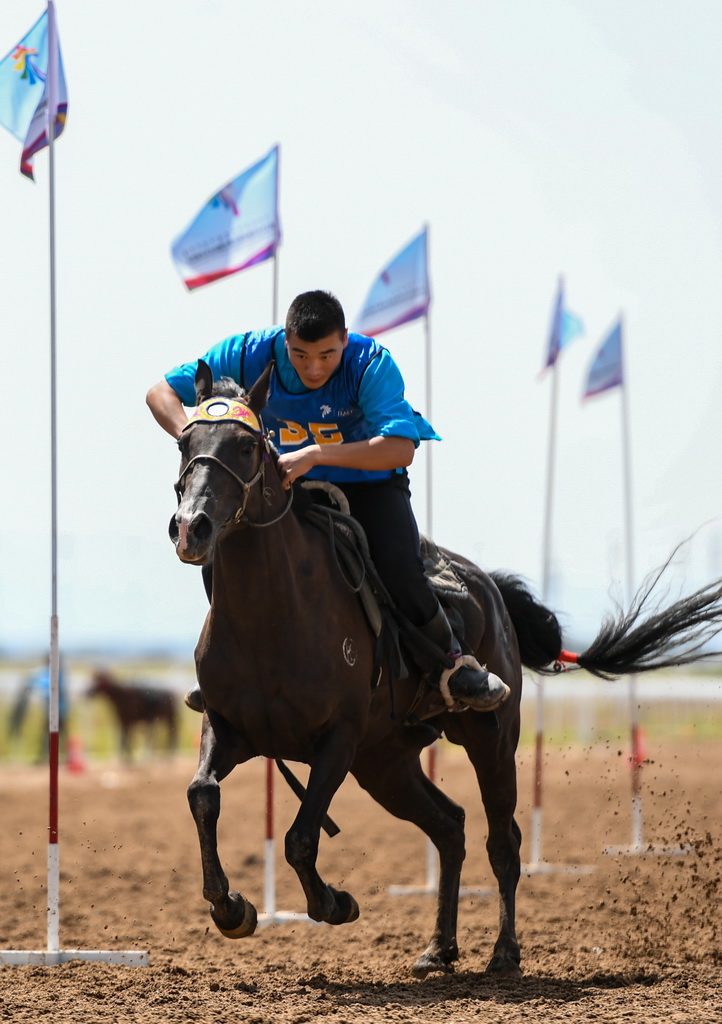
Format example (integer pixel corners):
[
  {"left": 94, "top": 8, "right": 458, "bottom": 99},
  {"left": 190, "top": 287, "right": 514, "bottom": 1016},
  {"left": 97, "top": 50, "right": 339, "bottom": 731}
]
[{"left": 420, "top": 535, "right": 469, "bottom": 598}]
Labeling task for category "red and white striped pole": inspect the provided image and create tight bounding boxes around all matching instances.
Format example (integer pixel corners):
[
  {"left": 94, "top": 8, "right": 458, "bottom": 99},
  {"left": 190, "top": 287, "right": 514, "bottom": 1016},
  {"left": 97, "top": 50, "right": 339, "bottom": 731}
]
[
  {"left": 527, "top": 302, "right": 561, "bottom": 873},
  {"left": 526, "top": 281, "right": 593, "bottom": 877},
  {"left": 1, "top": 3, "right": 146, "bottom": 966},
  {"left": 257, "top": 759, "right": 316, "bottom": 926}
]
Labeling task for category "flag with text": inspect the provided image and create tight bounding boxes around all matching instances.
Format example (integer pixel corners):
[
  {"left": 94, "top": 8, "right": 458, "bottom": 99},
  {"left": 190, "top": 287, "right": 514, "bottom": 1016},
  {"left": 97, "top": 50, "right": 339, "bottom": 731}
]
[
  {"left": 171, "top": 145, "right": 281, "bottom": 291},
  {"left": 354, "top": 228, "right": 430, "bottom": 337}
]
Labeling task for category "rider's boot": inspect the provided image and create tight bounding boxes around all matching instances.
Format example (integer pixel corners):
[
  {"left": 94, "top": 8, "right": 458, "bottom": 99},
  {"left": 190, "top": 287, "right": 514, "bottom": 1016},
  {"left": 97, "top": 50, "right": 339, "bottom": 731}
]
[
  {"left": 421, "top": 602, "right": 510, "bottom": 712},
  {"left": 184, "top": 687, "right": 204, "bottom": 713}
]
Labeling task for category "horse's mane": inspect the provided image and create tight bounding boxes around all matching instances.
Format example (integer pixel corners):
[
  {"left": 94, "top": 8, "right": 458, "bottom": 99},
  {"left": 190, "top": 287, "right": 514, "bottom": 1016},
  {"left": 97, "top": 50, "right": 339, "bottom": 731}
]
[{"left": 210, "top": 376, "right": 245, "bottom": 399}]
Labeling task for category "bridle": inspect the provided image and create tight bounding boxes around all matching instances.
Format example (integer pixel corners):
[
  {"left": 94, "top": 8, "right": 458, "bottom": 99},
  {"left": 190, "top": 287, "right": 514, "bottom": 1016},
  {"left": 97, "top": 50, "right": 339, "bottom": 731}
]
[{"left": 174, "top": 420, "right": 294, "bottom": 528}]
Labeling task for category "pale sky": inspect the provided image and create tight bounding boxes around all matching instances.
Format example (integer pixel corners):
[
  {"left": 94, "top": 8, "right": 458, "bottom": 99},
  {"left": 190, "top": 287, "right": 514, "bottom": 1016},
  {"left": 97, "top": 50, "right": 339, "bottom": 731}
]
[{"left": 2, "top": 0, "right": 722, "bottom": 656}]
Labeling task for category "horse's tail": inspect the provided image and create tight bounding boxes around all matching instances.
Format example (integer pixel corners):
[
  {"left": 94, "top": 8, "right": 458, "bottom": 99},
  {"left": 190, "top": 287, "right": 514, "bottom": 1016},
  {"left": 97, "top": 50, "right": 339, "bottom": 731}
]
[
  {"left": 489, "top": 571, "right": 563, "bottom": 670},
  {"left": 492, "top": 552, "right": 722, "bottom": 679},
  {"left": 572, "top": 565, "right": 722, "bottom": 680}
]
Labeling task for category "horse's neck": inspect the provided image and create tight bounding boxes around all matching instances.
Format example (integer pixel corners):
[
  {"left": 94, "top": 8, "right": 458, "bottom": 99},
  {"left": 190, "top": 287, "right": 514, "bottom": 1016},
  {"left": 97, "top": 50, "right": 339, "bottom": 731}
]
[{"left": 212, "top": 513, "right": 318, "bottom": 612}]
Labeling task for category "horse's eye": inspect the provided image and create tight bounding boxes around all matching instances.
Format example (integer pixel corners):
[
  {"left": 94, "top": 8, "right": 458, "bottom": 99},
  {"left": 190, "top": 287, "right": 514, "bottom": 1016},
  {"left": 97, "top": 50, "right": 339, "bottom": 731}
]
[{"left": 240, "top": 440, "right": 256, "bottom": 455}]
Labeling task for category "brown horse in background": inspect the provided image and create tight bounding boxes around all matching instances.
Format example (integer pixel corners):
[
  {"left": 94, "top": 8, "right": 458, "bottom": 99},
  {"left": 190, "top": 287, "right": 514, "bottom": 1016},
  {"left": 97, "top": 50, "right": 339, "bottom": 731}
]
[
  {"left": 169, "top": 360, "right": 722, "bottom": 979},
  {"left": 87, "top": 670, "right": 178, "bottom": 760}
]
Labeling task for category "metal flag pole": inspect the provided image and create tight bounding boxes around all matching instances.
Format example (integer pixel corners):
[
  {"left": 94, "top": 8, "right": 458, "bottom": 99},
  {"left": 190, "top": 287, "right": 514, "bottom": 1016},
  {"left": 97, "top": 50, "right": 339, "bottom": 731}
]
[
  {"left": 46, "top": 0, "right": 60, "bottom": 953},
  {"left": 387, "top": 229, "right": 491, "bottom": 901},
  {"left": 602, "top": 316, "right": 689, "bottom": 860},
  {"left": 525, "top": 279, "right": 593, "bottom": 877},
  {"left": 422, "top": 225, "right": 439, "bottom": 892},
  {"left": 424, "top": 225, "right": 433, "bottom": 539},
  {"left": 1, "top": 2, "right": 147, "bottom": 966},
  {"left": 423, "top": 292, "right": 437, "bottom": 892},
  {"left": 259, "top": 199, "right": 316, "bottom": 925},
  {"left": 272, "top": 143, "right": 280, "bottom": 324},
  {"left": 619, "top": 313, "right": 644, "bottom": 852},
  {"left": 525, "top": 337, "right": 559, "bottom": 873},
  {"left": 392, "top": 225, "right": 436, "bottom": 896},
  {"left": 272, "top": 248, "right": 279, "bottom": 324}
]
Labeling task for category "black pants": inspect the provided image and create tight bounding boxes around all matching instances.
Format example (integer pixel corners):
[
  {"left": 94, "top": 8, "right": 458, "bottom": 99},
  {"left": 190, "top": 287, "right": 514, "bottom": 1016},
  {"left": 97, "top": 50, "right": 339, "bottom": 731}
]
[
  {"left": 335, "top": 471, "right": 438, "bottom": 628},
  {"left": 202, "top": 471, "right": 437, "bottom": 627}
]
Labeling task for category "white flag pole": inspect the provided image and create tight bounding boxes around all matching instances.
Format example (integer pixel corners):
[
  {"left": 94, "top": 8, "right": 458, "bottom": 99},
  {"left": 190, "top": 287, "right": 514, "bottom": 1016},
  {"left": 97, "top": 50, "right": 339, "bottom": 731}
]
[
  {"left": 602, "top": 316, "right": 645, "bottom": 855},
  {"left": 423, "top": 226, "right": 437, "bottom": 891},
  {"left": 423, "top": 224, "right": 432, "bottom": 539},
  {"left": 601, "top": 318, "right": 689, "bottom": 860},
  {"left": 617, "top": 315, "right": 645, "bottom": 851},
  {"left": 527, "top": 329, "right": 559, "bottom": 871},
  {"left": 1, "top": 3, "right": 148, "bottom": 966},
  {"left": 260, "top": 151, "right": 314, "bottom": 924},
  {"left": 46, "top": 0, "right": 61, "bottom": 954},
  {"left": 272, "top": 251, "right": 279, "bottom": 324},
  {"left": 602, "top": 316, "right": 652, "bottom": 856},
  {"left": 272, "top": 145, "right": 280, "bottom": 324},
  {"left": 526, "top": 279, "right": 593, "bottom": 877}
]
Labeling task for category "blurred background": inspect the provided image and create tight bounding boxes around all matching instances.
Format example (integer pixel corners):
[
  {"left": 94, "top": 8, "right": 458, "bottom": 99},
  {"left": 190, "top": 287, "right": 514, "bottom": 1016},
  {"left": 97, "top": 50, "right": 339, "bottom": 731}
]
[{"left": 2, "top": 0, "right": 722, "bottom": 764}]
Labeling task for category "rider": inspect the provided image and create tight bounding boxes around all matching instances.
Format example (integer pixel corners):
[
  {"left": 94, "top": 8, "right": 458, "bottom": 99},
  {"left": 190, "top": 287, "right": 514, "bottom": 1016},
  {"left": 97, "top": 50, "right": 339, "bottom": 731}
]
[{"left": 146, "top": 289, "right": 505, "bottom": 712}]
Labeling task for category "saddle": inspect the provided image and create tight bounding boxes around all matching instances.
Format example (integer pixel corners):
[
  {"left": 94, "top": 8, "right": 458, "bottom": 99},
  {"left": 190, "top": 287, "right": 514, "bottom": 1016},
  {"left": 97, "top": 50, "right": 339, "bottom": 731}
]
[{"left": 300, "top": 482, "right": 473, "bottom": 722}]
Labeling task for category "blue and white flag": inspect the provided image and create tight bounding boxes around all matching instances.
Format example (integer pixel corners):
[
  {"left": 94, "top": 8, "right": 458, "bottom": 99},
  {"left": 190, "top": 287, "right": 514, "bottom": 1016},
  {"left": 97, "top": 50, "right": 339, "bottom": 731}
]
[
  {"left": 171, "top": 145, "right": 281, "bottom": 291},
  {"left": 354, "top": 228, "right": 430, "bottom": 337},
  {"left": 583, "top": 320, "right": 624, "bottom": 399},
  {"left": 0, "top": 4, "right": 68, "bottom": 180},
  {"left": 541, "top": 280, "right": 584, "bottom": 371}
]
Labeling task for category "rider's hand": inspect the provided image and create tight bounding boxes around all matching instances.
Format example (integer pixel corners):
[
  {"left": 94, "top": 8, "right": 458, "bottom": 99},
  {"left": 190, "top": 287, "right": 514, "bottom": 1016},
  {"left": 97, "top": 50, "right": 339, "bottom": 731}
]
[{"left": 277, "top": 446, "right": 321, "bottom": 489}]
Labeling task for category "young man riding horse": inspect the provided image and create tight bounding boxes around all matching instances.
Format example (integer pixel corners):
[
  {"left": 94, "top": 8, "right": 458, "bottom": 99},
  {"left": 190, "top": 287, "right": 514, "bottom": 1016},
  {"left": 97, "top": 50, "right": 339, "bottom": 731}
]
[{"left": 146, "top": 289, "right": 507, "bottom": 713}]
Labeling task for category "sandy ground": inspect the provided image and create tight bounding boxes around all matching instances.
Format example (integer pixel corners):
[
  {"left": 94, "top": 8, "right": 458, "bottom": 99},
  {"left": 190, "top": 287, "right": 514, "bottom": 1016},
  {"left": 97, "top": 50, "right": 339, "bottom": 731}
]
[{"left": 0, "top": 739, "right": 720, "bottom": 1024}]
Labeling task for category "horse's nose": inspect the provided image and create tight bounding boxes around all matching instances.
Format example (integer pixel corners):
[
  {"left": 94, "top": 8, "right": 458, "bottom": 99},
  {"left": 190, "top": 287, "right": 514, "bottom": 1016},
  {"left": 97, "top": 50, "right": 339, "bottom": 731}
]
[{"left": 169, "top": 509, "right": 213, "bottom": 558}]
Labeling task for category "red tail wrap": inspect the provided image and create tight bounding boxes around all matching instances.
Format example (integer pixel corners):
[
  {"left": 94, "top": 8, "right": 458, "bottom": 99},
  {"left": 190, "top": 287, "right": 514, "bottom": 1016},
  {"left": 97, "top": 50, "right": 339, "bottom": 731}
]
[{"left": 559, "top": 650, "right": 579, "bottom": 664}]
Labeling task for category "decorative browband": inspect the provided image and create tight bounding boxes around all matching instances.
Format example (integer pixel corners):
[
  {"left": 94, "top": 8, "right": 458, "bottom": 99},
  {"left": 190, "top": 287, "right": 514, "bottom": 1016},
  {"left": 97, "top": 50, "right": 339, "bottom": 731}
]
[{"left": 183, "top": 398, "right": 261, "bottom": 433}]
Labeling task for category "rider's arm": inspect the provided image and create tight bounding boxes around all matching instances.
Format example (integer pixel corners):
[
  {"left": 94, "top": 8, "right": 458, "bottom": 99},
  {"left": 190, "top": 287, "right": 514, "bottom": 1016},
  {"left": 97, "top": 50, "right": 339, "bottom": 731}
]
[
  {"left": 146, "top": 379, "right": 188, "bottom": 439},
  {"left": 278, "top": 435, "right": 414, "bottom": 487},
  {"left": 147, "top": 332, "right": 264, "bottom": 439}
]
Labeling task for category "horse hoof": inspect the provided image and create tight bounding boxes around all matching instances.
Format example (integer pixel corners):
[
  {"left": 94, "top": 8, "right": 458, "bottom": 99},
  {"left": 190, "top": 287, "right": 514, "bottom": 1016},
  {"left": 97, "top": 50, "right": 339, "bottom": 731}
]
[
  {"left": 210, "top": 891, "right": 258, "bottom": 938},
  {"left": 411, "top": 952, "right": 455, "bottom": 979},
  {"left": 325, "top": 887, "right": 360, "bottom": 925},
  {"left": 485, "top": 953, "right": 522, "bottom": 977}
]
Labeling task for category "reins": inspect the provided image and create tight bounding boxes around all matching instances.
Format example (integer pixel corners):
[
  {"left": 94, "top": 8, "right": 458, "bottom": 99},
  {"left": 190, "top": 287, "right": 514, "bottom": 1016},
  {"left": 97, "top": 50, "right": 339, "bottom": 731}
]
[{"left": 174, "top": 427, "right": 294, "bottom": 528}]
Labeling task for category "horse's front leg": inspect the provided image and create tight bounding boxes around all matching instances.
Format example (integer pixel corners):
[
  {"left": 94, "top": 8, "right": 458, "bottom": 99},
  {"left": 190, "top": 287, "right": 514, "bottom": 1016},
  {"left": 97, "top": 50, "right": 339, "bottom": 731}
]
[
  {"left": 285, "top": 725, "right": 360, "bottom": 925},
  {"left": 187, "top": 711, "right": 256, "bottom": 938}
]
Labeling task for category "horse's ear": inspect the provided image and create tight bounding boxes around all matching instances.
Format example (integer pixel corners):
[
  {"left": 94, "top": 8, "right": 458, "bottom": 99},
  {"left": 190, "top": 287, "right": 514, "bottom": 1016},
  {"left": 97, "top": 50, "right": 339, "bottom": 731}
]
[
  {"left": 195, "top": 360, "right": 214, "bottom": 405},
  {"left": 246, "top": 360, "right": 274, "bottom": 416}
]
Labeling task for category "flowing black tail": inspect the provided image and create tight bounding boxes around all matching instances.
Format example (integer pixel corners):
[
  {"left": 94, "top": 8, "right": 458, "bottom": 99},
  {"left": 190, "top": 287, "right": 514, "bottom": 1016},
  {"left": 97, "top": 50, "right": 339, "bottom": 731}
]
[
  {"left": 488, "top": 571, "right": 563, "bottom": 670},
  {"left": 491, "top": 553, "right": 722, "bottom": 679}
]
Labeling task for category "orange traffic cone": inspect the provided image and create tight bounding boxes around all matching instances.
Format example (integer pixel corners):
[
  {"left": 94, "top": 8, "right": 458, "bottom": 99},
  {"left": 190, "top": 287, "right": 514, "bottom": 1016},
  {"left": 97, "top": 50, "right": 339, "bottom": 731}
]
[{"left": 66, "top": 735, "right": 86, "bottom": 774}]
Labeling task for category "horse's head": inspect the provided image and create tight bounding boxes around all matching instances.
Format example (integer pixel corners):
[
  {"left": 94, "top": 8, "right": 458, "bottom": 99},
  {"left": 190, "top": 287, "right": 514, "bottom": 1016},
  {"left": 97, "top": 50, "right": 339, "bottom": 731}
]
[
  {"left": 169, "top": 360, "right": 281, "bottom": 564},
  {"left": 86, "top": 669, "right": 112, "bottom": 697}
]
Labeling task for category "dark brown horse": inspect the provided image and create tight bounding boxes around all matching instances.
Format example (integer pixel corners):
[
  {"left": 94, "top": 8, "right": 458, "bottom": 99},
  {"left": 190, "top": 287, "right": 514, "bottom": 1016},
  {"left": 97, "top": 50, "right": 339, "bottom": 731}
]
[
  {"left": 169, "top": 360, "right": 722, "bottom": 978},
  {"left": 87, "top": 670, "right": 178, "bottom": 760}
]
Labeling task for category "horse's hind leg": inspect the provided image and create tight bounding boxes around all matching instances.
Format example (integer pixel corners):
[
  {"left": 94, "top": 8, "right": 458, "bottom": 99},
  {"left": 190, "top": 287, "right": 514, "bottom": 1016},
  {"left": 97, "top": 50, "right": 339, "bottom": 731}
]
[
  {"left": 187, "top": 711, "right": 257, "bottom": 939},
  {"left": 352, "top": 739, "right": 466, "bottom": 979},
  {"left": 284, "top": 726, "right": 360, "bottom": 926},
  {"left": 447, "top": 715, "right": 522, "bottom": 976}
]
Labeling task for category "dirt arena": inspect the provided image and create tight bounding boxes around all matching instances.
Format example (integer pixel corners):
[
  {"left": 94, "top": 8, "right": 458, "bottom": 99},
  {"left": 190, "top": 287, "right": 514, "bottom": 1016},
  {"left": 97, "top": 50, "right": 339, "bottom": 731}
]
[{"left": 1, "top": 739, "right": 720, "bottom": 1024}]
